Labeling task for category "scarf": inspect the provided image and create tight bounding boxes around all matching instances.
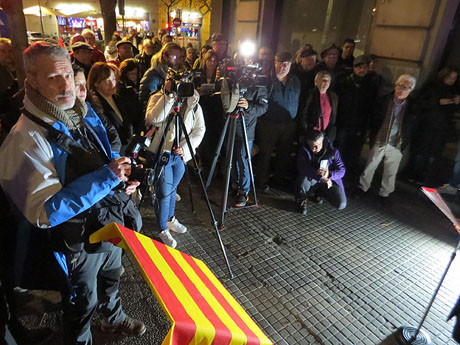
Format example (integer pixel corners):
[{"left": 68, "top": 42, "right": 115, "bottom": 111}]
[{"left": 26, "top": 82, "right": 87, "bottom": 130}]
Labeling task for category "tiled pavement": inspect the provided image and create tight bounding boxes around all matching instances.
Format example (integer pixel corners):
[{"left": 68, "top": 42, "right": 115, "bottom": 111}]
[{"left": 17, "top": 177, "right": 460, "bottom": 344}]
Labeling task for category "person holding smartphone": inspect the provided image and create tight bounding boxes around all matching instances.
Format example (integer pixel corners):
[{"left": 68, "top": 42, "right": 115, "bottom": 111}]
[{"left": 296, "top": 129, "right": 347, "bottom": 215}]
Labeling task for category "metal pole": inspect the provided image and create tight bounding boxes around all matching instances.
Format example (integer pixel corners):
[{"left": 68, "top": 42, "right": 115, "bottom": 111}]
[{"left": 38, "top": 0, "right": 45, "bottom": 35}]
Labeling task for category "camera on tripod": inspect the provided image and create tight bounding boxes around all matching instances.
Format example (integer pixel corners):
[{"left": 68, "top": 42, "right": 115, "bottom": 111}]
[
  {"left": 166, "top": 68, "right": 201, "bottom": 98},
  {"left": 124, "top": 134, "right": 155, "bottom": 186},
  {"left": 218, "top": 61, "right": 265, "bottom": 113}
]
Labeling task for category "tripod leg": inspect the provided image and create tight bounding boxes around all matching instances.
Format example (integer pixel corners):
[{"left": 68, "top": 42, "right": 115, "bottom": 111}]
[
  {"left": 206, "top": 115, "right": 230, "bottom": 190},
  {"left": 184, "top": 164, "right": 195, "bottom": 213},
  {"left": 221, "top": 117, "right": 237, "bottom": 227},
  {"left": 239, "top": 113, "right": 259, "bottom": 206},
  {"left": 177, "top": 113, "right": 234, "bottom": 278}
]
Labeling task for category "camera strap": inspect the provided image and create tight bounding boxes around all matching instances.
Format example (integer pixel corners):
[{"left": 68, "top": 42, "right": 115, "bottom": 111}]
[{"left": 22, "top": 108, "right": 110, "bottom": 183}]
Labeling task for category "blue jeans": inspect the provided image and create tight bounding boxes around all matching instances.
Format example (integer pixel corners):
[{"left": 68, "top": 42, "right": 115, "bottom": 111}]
[
  {"left": 156, "top": 155, "right": 185, "bottom": 230},
  {"left": 232, "top": 139, "right": 253, "bottom": 195}
]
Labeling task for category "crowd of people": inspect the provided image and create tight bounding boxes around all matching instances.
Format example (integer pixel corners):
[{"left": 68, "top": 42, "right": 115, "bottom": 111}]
[{"left": 0, "top": 28, "right": 459, "bottom": 344}]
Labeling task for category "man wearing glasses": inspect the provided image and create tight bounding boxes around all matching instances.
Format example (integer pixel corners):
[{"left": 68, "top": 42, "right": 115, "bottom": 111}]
[{"left": 356, "top": 74, "right": 416, "bottom": 206}]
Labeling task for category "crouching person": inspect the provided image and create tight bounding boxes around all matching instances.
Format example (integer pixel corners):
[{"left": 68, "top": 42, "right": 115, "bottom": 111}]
[
  {"left": 296, "top": 129, "right": 347, "bottom": 214},
  {"left": 0, "top": 43, "right": 145, "bottom": 345}
]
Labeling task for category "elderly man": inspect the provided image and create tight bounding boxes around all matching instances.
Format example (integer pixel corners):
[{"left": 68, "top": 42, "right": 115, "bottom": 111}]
[
  {"left": 0, "top": 42, "right": 145, "bottom": 344},
  {"left": 135, "top": 38, "right": 155, "bottom": 76},
  {"left": 357, "top": 74, "right": 416, "bottom": 205},
  {"left": 296, "top": 129, "right": 346, "bottom": 215},
  {"left": 71, "top": 41, "right": 93, "bottom": 77},
  {"left": 81, "top": 28, "right": 105, "bottom": 63},
  {"left": 110, "top": 39, "right": 134, "bottom": 67},
  {"left": 256, "top": 51, "right": 301, "bottom": 190}
]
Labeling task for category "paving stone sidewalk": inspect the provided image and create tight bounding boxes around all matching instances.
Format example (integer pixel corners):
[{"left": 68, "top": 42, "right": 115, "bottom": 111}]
[{"left": 16, "top": 179, "right": 460, "bottom": 345}]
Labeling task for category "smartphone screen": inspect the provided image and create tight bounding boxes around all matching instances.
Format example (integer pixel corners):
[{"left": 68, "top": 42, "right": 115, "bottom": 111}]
[{"left": 320, "top": 160, "right": 328, "bottom": 170}]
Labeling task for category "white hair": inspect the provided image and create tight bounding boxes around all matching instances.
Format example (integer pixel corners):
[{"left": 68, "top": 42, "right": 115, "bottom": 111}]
[{"left": 395, "top": 74, "right": 417, "bottom": 89}]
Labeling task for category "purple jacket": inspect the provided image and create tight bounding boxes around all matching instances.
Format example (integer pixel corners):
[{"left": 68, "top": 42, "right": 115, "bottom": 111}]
[{"left": 296, "top": 141, "right": 346, "bottom": 193}]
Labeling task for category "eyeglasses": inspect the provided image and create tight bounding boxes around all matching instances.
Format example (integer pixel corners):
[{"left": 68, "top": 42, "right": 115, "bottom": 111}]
[
  {"left": 396, "top": 83, "right": 412, "bottom": 91},
  {"left": 275, "top": 61, "right": 291, "bottom": 67}
]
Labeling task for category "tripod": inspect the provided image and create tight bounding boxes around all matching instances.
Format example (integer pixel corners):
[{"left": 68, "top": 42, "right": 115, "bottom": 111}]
[
  {"left": 150, "top": 95, "right": 234, "bottom": 278},
  {"left": 205, "top": 104, "right": 259, "bottom": 230}
]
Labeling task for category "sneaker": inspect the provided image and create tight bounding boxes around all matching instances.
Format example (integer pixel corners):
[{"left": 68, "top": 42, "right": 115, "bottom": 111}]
[
  {"left": 176, "top": 193, "right": 181, "bottom": 202},
  {"left": 234, "top": 193, "right": 249, "bottom": 207},
  {"left": 100, "top": 316, "right": 146, "bottom": 337},
  {"left": 299, "top": 199, "right": 308, "bottom": 215},
  {"left": 159, "top": 229, "right": 177, "bottom": 248},
  {"left": 167, "top": 217, "right": 187, "bottom": 233},
  {"left": 437, "top": 184, "right": 459, "bottom": 195}
]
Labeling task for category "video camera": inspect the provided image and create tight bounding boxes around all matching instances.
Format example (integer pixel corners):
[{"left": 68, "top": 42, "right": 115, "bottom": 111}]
[
  {"left": 124, "top": 134, "right": 155, "bottom": 186},
  {"left": 218, "top": 59, "right": 266, "bottom": 113},
  {"left": 167, "top": 68, "right": 201, "bottom": 98}
]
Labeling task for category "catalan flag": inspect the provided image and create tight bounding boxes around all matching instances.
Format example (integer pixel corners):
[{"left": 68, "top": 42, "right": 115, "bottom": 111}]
[{"left": 90, "top": 223, "right": 273, "bottom": 345}]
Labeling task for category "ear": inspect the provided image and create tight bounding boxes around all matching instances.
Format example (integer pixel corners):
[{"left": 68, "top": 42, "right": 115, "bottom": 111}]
[{"left": 26, "top": 73, "right": 37, "bottom": 89}]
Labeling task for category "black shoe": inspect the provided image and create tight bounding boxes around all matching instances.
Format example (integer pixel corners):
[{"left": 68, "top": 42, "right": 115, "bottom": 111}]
[
  {"left": 352, "top": 188, "right": 366, "bottom": 199},
  {"left": 101, "top": 316, "right": 146, "bottom": 337},
  {"left": 309, "top": 195, "right": 324, "bottom": 204},
  {"left": 234, "top": 193, "right": 249, "bottom": 207},
  {"left": 379, "top": 196, "right": 391, "bottom": 207},
  {"left": 299, "top": 199, "right": 308, "bottom": 215}
]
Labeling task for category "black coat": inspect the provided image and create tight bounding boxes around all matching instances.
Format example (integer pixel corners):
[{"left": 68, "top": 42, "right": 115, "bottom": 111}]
[
  {"left": 300, "top": 88, "right": 338, "bottom": 142},
  {"left": 411, "top": 81, "right": 460, "bottom": 156},
  {"left": 118, "top": 80, "right": 144, "bottom": 135},
  {"left": 336, "top": 74, "right": 378, "bottom": 133},
  {"left": 236, "top": 85, "right": 269, "bottom": 141},
  {"left": 89, "top": 90, "right": 133, "bottom": 147}
]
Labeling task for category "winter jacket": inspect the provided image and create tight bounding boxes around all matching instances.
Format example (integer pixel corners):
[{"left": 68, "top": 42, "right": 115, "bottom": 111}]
[
  {"left": 139, "top": 55, "right": 168, "bottom": 109},
  {"left": 145, "top": 90, "right": 206, "bottom": 162},
  {"left": 370, "top": 92, "right": 414, "bottom": 152},
  {"left": 300, "top": 87, "right": 338, "bottom": 142},
  {"left": 264, "top": 73, "right": 301, "bottom": 122},
  {"left": 336, "top": 74, "right": 378, "bottom": 132},
  {"left": 0, "top": 96, "right": 120, "bottom": 229},
  {"left": 296, "top": 138, "right": 346, "bottom": 193},
  {"left": 236, "top": 85, "right": 269, "bottom": 141},
  {"left": 90, "top": 90, "right": 133, "bottom": 146}
]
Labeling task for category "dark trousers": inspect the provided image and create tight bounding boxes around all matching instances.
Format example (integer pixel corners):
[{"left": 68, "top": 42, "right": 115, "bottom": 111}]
[
  {"left": 62, "top": 246, "right": 124, "bottom": 345},
  {"left": 256, "top": 119, "right": 296, "bottom": 187},
  {"left": 297, "top": 177, "right": 347, "bottom": 210},
  {"left": 335, "top": 129, "right": 365, "bottom": 174},
  {"left": 231, "top": 139, "right": 254, "bottom": 195}
]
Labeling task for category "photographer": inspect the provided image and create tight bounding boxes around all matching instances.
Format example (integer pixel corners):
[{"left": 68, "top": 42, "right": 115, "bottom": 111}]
[
  {"left": 231, "top": 74, "right": 268, "bottom": 207},
  {"left": 296, "top": 130, "right": 347, "bottom": 215},
  {"left": 139, "top": 42, "right": 183, "bottom": 110},
  {"left": 0, "top": 43, "right": 145, "bottom": 344},
  {"left": 145, "top": 76, "right": 205, "bottom": 248}
]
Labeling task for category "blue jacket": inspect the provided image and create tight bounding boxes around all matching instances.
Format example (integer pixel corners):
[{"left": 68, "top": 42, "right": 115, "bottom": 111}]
[{"left": 264, "top": 73, "right": 301, "bottom": 122}]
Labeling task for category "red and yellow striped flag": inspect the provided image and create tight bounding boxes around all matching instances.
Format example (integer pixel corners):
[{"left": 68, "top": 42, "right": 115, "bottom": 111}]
[{"left": 90, "top": 223, "right": 273, "bottom": 345}]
